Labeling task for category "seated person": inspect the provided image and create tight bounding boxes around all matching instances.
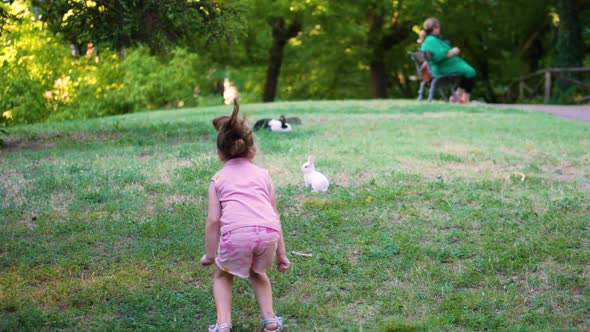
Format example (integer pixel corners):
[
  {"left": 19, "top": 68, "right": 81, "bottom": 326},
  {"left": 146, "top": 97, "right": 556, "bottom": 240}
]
[{"left": 419, "top": 17, "right": 476, "bottom": 103}]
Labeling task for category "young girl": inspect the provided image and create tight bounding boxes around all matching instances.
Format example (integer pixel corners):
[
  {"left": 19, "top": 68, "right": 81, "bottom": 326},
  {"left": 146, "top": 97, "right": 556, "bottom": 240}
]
[{"left": 201, "top": 100, "right": 290, "bottom": 332}]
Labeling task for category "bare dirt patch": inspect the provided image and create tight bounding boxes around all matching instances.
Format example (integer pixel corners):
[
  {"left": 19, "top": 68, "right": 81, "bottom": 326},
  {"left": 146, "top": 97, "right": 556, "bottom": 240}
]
[
  {"left": 1, "top": 136, "right": 59, "bottom": 152},
  {"left": 543, "top": 164, "right": 590, "bottom": 190},
  {"left": 2, "top": 131, "right": 211, "bottom": 154},
  {"left": 136, "top": 152, "right": 154, "bottom": 161}
]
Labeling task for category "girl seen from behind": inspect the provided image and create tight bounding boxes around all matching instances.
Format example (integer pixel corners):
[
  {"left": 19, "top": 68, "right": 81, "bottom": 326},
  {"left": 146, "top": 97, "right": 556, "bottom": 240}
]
[{"left": 201, "top": 100, "right": 290, "bottom": 332}]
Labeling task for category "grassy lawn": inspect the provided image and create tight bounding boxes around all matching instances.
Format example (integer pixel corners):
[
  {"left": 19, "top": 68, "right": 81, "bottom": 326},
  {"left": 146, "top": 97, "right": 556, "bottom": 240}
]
[{"left": 1, "top": 100, "right": 589, "bottom": 331}]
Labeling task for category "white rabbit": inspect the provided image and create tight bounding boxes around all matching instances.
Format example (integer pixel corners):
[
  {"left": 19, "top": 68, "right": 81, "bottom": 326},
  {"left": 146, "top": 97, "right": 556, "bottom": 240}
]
[{"left": 301, "top": 155, "right": 330, "bottom": 192}]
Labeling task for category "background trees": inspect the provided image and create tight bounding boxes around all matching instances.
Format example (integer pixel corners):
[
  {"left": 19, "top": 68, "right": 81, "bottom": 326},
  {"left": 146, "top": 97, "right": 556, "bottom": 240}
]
[
  {"left": 1, "top": 0, "right": 589, "bottom": 125},
  {"left": 33, "top": 0, "right": 243, "bottom": 54}
]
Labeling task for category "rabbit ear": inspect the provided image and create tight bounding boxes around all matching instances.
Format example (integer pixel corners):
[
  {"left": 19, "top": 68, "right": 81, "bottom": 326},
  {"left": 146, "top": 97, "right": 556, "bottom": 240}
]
[{"left": 308, "top": 155, "right": 315, "bottom": 164}]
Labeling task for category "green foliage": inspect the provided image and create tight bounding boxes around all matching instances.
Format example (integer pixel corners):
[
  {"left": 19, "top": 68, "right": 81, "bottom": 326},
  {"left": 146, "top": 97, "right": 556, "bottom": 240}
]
[
  {"left": 0, "top": 1, "right": 15, "bottom": 35},
  {"left": 36, "top": 0, "right": 244, "bottom": 54},
  {"left": 0, "top": 2, "right": 72, "bottom": 125},
  {"left": 2, "top": 0, "right": 590, "bottom": 126},
  {"left": 121, "top": 48, "right": 201, "bottom": 110},
  {"left": 0, "top": 6, "right": 211, "bottom": 125},
  {"left": 68, "top": 47, "right": 204, "bottom": 119}
]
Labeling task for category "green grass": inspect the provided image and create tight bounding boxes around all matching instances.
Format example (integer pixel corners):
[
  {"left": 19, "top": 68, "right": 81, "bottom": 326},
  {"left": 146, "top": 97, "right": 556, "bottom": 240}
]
[{"left": 1, "top": 100, "right": 589, "bottom": 331}]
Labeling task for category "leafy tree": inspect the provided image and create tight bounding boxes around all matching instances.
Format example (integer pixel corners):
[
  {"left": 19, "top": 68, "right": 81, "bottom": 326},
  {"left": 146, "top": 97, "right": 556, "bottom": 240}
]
[
  {"left": 0, "top": 2, "right": 72, "bottom": 125},
  {"left": 239, "top": 0, "right": 327, "bottom": 102},
  {"left": 34, "top": 0, "right": 243, "bottom": 54},
  {"left": 0, "top": 1, "right": 15, "bottom": 34},
  {"left": 281, "top": 0, "right": 422, "bottom": 99}
]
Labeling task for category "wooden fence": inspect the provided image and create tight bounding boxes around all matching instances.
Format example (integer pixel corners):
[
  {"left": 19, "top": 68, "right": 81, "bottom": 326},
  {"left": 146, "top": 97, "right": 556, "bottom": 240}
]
[{"left": 507, "top": 67, "right": 590, "bottom": 103}]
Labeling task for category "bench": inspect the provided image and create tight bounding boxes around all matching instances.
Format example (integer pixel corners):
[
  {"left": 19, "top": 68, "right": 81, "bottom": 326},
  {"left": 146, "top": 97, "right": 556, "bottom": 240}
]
[{"left": 408, "top": 51, "right": 461, "bottom": 102}]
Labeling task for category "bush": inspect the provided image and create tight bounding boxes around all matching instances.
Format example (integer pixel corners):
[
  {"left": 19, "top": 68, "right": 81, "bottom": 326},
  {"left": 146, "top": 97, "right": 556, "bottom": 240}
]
[
  {"left": 0, "top": 4, "right": 215, "bottom": 125},
  {"left": 0, "top": 4, "right": 72, "bottom": 125},
  {"left": 119, "top": 47, "right": 201, "bottom": 111}
]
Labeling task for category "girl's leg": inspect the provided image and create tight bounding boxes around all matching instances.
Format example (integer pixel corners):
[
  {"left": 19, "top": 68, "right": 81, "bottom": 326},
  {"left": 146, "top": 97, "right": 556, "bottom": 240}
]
[
  {"left": 459, "top": 77, "right": 474, "bottom": 103},
  {"left": 463, "top": 93, "right": 471, "bottom": 103},
  {"left": 457, "top": 87, "right": 465, "bottom": 101},
  {"left": 452, "top": 87, "right": 465, "bottom": 102},
  {"left": 213, "top": 269, "right": 234, "bottom": 331},
  {"left": 249, "top": 270, "right": 278, "bottom": 330}
]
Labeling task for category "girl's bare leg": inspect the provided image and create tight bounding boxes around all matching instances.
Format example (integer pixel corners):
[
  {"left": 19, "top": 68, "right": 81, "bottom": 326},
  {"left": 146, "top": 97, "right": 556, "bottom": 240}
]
[
  {"left": 454, "top": 87, "right": 465, "bottom": 102},
  {"left": 213, "top": 269, "right": 234, "bottom": 332},
  {"left": 463, "top": 92, "right": 471, "bottom": 103},
  {"left": 249, "top": 270, "right": 278, "bottom": 330}
]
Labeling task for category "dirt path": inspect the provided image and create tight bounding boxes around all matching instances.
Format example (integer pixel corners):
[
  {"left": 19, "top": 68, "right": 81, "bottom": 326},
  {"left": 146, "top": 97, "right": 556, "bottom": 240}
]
[{"left": 491, "top": 104, "right": 590, "bottom": 122}]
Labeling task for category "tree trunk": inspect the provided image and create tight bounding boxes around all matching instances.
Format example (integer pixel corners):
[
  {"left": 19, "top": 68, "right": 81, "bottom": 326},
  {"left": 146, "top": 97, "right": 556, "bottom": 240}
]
[
  {"left": 554, "top": 0, "right": 583, "bottom": 68},
  {"left": 367, "top": 6, "right": 387, "bottom": 98},
  {"left": 554, "top": 0, "right": 583, "bottom": 95},
  {"left": 370, "top": 60, "right": 388, "bottom": 98},
  {"left": 479, "top": 59, "right": 496, "bottom": 103},
  {"left": 520, "top": 29, "right": 547, "bottom": 73},
  {"left": 263, "top": 17, "right": 301, "bottom": 102},
  {"left": 367, "top": 4, "right": 409, "bottom": 99},
  {"left": 263, "top": 18, "right": 287, "bottom": 102}
]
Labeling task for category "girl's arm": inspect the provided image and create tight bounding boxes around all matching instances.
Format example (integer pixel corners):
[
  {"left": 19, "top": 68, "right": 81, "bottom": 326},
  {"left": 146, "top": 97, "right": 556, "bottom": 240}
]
[
  {"left": 270, "top": 183, "right": 290, "bottom": 273},
  {"left": 201, "top": 181, "right": 221, "bottom": 266}
]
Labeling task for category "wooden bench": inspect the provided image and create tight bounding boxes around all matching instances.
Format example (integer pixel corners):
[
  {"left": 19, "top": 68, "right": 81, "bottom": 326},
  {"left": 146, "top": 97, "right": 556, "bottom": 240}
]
[{"left": 408, "top": 51, "right": 461, "bottom": 102}]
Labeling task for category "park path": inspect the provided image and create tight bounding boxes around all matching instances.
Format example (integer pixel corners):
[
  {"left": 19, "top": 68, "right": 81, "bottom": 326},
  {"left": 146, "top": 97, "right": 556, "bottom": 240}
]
[{"left": 491, "top": 104, "right": 590, "bottom": 122}]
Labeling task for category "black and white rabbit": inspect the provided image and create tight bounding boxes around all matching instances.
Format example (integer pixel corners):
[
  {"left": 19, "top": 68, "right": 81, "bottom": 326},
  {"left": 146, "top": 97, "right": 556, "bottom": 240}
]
[{"left": 253, "top": 115, "right": 292, "bottom": 132}]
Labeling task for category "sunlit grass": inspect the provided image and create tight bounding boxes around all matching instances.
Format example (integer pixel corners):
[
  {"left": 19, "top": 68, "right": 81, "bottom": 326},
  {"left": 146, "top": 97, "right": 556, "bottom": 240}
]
[{"left": 1, "top": 100, "right": 589, "bottom": 330}]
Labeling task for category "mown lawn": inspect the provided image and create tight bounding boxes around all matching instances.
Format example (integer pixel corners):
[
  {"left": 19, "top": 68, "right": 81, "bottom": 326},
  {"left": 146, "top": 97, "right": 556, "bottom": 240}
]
[{"left": 1, "top": 100, "right": 589, "bottom": 331}]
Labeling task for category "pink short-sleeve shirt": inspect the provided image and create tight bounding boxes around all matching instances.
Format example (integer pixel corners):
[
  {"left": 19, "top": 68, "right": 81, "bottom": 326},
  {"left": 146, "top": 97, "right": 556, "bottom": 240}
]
[{"left": 212, "top": 158, "right": 281, "bottom": 234}]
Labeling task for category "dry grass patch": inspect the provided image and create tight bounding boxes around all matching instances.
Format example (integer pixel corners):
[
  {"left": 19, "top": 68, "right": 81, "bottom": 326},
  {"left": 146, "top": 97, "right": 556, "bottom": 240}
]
[
  {"left": 164, "top": 193, "right": 194, "bottom": 206},
  {"left": 432, "top": 142, "right": 485, "bottom": 157},
  {"left": 50, "top": 191, "right": 74, "bottom": 212},
  {"left": 396, "top": 156, "right": 525, "bottom": 181},
  {"left": 543, "top": 164, "right": 590, "bottom": 187},
  {"left": 142, "top": 158, "right": 195, "bottom": 185},
  {"left": 0, "top": 169, "right": 30, "bottom": 208}
]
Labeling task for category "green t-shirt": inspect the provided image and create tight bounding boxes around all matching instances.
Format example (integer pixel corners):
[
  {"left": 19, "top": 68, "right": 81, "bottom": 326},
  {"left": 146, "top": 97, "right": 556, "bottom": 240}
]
[{"left": 420, "top": 35, "right": 476, "bottom": 78}]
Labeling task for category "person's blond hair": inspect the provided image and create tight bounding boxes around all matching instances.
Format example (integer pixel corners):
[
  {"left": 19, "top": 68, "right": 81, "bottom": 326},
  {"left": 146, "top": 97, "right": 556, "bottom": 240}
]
[
  {"left": 423, "top": 17, "right": 440, "bottom": 34},
  {"left": 417, "top": 29, "right": 427, "bottom": 43}
]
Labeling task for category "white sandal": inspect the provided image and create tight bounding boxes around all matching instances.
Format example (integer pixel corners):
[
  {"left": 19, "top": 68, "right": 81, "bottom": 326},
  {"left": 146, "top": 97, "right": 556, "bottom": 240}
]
[
  {"left": 208, "top": 322, "right": 232, "bottom": 332},
  {"left": 261, "top": 316, "right": 283, "bottom": 332}
]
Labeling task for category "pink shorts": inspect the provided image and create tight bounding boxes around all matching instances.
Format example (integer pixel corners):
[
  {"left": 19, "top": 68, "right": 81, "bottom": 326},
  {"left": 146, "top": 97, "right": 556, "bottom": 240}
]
[{"left": 215, "top": 226, "right": 280, "bottom": 278}]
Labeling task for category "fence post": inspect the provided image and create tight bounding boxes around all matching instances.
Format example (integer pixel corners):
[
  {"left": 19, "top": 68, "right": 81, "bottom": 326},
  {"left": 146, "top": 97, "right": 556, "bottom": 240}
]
[{"left": 544, "top": 70, "right": 551, "bottom": 104}]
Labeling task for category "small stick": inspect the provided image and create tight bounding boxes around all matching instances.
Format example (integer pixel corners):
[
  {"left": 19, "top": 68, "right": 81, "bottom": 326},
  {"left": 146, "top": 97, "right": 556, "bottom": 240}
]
[{"left": 291, "top": 251, "right": 313, "bottom": 258}]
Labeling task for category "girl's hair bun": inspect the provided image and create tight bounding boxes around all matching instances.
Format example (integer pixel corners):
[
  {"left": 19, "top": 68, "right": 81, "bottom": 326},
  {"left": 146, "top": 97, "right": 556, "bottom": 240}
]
[
  {"left": 230, "top": 138, "right": 247, "bottom": 156},
  {"left": 212, "top": 100, "right": 254, "bottom": 160},
  {"left": 212, "top": 116, "right": 229, "bottom": 131}
]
